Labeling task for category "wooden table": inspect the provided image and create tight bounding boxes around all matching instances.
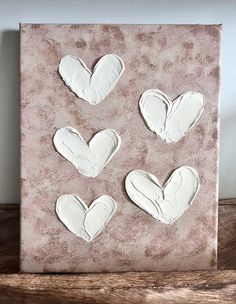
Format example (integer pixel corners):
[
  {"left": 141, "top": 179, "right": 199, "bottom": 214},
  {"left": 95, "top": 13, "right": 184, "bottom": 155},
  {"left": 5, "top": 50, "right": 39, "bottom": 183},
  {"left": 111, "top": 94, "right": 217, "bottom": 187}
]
[{"left": 0, "top": 199, "right": 235, "bottom": 303}]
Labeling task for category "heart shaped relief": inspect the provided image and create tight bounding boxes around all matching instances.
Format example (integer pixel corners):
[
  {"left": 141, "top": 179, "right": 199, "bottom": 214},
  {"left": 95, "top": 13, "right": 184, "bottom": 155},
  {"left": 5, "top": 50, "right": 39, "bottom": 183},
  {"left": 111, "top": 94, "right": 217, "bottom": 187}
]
[
  {"left": 56, "top": 194, "right": 117, "bottom": 242},
  {"left": 139, "top": 89, "right": 204, "bottom": 143},
  {"left": 59, "top": 54, "right": 125, "bottom": 105},
  {"left": 125, "top": 166, "right": 200, "bottom": 224},
  {"left": 53, "top": 127, "right": 121, "bottom": 177}
]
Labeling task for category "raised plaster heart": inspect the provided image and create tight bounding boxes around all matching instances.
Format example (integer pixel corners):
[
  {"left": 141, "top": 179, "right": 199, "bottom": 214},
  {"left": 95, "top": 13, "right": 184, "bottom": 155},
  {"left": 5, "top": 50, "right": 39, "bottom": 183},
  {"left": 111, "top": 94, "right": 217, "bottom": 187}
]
[
  {"left": 125, "top": 166, "right": 200, "bottom": 224},
  {"left": 56, "top": 194, "right": 117, "bottom": 242},
  {"left": 59, "top": 54, "right": 125, "bottom": 105},
  {"left": 139, "top": 89, "right": 204, "bottom": 143},
  {"left": 53, "top": 127, "right": 121, "bottom": 177}
]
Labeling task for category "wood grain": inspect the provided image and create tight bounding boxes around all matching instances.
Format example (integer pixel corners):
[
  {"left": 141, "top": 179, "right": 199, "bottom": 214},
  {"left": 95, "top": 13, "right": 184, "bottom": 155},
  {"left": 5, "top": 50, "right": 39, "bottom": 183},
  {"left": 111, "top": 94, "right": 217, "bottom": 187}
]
[
  {"left": 0, "top": 205, "right": 19, "bottom": 273},
  {"left": 218, "top": 204, "right": 236, "bottom": 269},
  {"left": 0, "top": 271, "right": 235, "bottom": 304},
  {"left": 0, "top": 200, "right": 235, "bottom": 303}
]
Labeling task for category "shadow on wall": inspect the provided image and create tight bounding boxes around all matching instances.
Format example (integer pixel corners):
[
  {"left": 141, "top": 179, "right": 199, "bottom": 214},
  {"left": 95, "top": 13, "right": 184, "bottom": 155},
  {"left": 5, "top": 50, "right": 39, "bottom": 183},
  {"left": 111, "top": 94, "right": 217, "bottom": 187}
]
[
  {"left": 0, "top": 30, "right": 20, "bottom": 202},
  {"left": 220, "top": 112, "right": 236, "bottom": 199}
]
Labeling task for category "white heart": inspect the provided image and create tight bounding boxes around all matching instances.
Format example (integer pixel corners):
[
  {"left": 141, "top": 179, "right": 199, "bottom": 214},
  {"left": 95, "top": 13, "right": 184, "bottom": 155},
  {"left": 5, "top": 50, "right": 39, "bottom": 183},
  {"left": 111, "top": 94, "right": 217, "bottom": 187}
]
[
  {"left": 139, "top": 89, "right": 205, "bottom": 143},
  {"left": 59, "top": 54, "right": 125, "bottom": 105},
  {"left": 56, "top": 194, "right": 117, "bottom": 242},
  {"left": 53, "top": 127, "right": 121, "bottom": 177},
  {"left": 125, "top": 166, "right": 200, "bottom": 224}
]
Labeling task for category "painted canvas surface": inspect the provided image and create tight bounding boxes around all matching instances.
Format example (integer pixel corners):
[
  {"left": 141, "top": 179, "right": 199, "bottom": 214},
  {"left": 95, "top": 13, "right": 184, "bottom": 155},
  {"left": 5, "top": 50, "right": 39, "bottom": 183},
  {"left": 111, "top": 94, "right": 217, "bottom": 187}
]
[{"left": 20, "top": 24, "right": 221, "bottom": 272}]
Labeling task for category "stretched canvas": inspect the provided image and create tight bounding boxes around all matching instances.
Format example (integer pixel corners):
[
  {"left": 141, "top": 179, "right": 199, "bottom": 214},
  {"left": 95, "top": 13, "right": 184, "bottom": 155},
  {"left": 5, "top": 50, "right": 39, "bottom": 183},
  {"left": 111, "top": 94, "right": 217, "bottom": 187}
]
[{"left": 20, "top": 24, "right": 221, "bottom": 272}]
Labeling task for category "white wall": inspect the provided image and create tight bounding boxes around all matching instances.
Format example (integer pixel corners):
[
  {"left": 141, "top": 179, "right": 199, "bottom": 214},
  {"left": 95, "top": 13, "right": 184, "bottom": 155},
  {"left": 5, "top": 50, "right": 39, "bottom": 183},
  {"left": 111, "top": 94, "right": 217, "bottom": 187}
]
[{"left": 0, "top": 0, "right": 235, "bottom": 202}]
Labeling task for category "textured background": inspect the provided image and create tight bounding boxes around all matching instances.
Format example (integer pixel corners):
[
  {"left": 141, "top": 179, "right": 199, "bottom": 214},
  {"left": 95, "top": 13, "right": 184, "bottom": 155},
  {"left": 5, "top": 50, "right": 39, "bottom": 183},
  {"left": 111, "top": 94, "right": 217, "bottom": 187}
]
[
  {"left": 0, "top": 1, "right": 236, "bottom": 203},
  {"left": 21, "top": 24, "right": 220, "bottom": 272}
]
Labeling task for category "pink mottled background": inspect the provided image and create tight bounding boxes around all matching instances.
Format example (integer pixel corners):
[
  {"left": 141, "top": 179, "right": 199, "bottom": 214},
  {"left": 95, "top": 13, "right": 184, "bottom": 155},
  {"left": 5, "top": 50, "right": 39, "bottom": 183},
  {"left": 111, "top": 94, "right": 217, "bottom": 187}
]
[{"left": 20, "top": 24, "right": 220, "bottom": 273}]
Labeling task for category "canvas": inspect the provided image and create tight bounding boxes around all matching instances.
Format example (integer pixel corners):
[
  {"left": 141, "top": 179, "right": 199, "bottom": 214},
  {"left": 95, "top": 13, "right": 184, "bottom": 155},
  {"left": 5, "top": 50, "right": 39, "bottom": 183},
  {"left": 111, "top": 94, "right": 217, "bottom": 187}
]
[{"left": 20, "top": 24, "right": 221, "bottom": 272}]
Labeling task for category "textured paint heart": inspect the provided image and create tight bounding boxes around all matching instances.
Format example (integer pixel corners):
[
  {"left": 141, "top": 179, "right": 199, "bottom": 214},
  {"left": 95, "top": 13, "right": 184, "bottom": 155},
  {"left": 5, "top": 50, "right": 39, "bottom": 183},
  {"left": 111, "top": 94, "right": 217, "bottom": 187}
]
[
  {"left": 56, "top": 194, "right": 117, "bottom": 242},
  {"left": 53, "top": 127, "right": 121, "bottom": 177},
  {"left": 139, "top": 89, "right": 204, "bottom": 143},
  {"left": 125, "top": 166, "right": 200, "bottom": 224},
  {"left": 59, "top": 54, "right": 125, "bottom": 105}
]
